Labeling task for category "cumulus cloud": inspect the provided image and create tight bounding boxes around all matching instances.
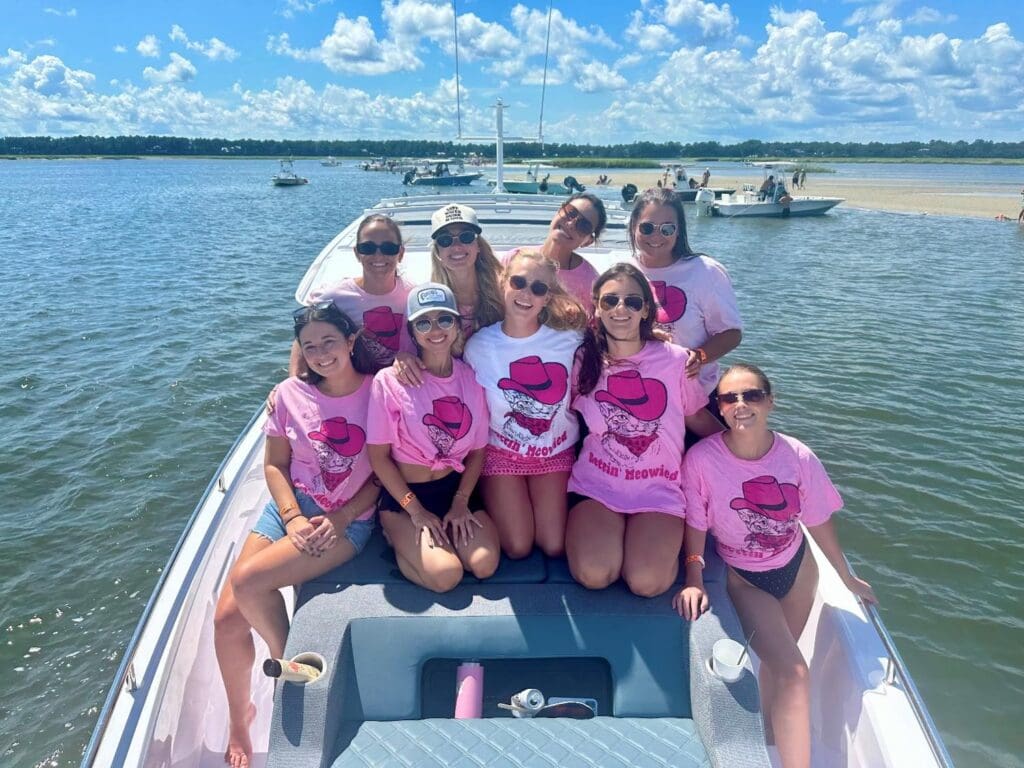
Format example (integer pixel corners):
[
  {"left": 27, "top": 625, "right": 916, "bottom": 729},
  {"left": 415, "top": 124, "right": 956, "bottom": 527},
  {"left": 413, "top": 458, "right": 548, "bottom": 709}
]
[
  {"left": 844, "top": 0, "right": 901, "bottom": 27},
  {"left": 136, "top": 34, "right": 160, "bottom": 58},
  {"left": 625, "top": 10, "right": 678, "bottom": 52},
  {"left": 143, "top": 52, "right": 197, "bottom": 84},
  {"left": 574, "top": 60, "right": 628, "bottom": 92},
  {"left": 113, "top": 44, "right": 127, "bottom": 54},
  {"left": 279, "top": 0, "right": 332, "bottom": 20},
  {"left": 169, "top": 25, "right": 240, "bottom": 61},
  {"left": 10, "top": 54, "right": 95, "bottom": 96},
  {"left": 654, "top": 0, "right": 738, "bottom": 39},
  {"left": 1, "top": 49, "right": 29, "bottom": 67},
  {"left": 268, "top": 13, "right": 419, "bottom": 75}
]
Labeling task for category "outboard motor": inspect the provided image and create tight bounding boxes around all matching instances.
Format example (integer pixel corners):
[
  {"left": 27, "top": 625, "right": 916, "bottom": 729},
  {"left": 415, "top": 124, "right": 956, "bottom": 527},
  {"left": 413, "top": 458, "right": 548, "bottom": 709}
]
[
  {"left": 695, "top": 188, "right": 716, "bottom": 217},
  {"left": 563, "top": 175, "right": 585, "bottom": 193},
  {"left": 621, "top": 183, "right": 638, "bottom": 205}
]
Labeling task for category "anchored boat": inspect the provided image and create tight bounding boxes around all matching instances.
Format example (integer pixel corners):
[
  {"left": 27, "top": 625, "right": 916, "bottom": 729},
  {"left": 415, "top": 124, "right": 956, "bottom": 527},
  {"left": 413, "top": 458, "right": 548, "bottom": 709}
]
[
  {"left": 271, "top": 158, "right": 308, "bottom": 187},
  {"left": 83, "top": 190, "right": 952, "bottom": 768}
]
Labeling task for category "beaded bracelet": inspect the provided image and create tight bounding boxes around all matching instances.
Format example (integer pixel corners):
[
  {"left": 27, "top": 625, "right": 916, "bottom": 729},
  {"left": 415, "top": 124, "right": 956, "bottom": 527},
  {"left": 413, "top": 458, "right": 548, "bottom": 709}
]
[{"left": 399, "top": 491, "right": 416, "bottom": 509}]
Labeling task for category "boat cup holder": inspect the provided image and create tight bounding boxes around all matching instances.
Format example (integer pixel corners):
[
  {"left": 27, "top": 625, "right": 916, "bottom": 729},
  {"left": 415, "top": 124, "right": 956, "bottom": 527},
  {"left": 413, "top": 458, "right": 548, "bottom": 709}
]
[
  {"left": 262, "top": 652, "right": 327, "bottom": 685},
  {"left": 707, "top": 639, "right": 748, "bottom": 683}
]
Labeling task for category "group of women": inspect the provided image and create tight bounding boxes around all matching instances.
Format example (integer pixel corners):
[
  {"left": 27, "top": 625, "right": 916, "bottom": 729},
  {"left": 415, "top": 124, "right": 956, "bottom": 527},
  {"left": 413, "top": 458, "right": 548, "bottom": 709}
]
[{"left": 215, "top": 189, "right": 877, "bottom": 768}]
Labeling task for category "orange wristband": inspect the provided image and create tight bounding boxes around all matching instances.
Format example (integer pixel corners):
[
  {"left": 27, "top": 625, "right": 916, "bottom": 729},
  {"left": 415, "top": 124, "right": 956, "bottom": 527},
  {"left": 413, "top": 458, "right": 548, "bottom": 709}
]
[
  {"left": 279, "top": 504, "right": 301, "bottom": 523},
  {"left": 399, "top": 491, "right": 416, "bottom": 509},
  {"left": 685, "top": 554, "right": 706, "bottom": 569}
]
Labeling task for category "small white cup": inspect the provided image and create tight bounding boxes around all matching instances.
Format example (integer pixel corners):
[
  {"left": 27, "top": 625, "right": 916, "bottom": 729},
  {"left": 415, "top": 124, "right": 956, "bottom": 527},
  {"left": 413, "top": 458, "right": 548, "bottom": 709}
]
[{"left": 711, "top": 639, "right": 746, "bottom": 682}]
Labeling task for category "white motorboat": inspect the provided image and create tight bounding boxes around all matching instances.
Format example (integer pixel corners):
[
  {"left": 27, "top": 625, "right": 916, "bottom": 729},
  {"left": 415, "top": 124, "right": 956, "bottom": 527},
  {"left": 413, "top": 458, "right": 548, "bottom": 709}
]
[
  {"left": 271, "top": 158, "right": 308, "bottom": 186},
  {"left": 487, "top": 163, "right": 584, "bottom": 195},
  {"left": 403, "top": 158, "right": 483, "bottom": 186},
  {"left": 83, "top": 189, "right": 952, "bottom": 768},
  {"left": 697, "top": 163, "right": 841, "bottom": 218},
  {"left": 320, "top": 156, "right": 341, "bottom": 167}
]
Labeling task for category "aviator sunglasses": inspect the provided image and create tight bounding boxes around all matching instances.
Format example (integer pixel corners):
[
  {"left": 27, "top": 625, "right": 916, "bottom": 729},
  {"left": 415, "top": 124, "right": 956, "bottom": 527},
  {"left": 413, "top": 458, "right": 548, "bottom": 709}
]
[
  {"left": 559, "top": 204, "right": 595, "bottom": 236},
  {"left": 356, "top": 240, "right": 401, "bottom": 256},
  {"left": 638, "top": 222, "right": 678, "bottom": 237},
  {"left": 412, "top": 314, "right": 457, "bottom": 334},
  {"left": 716, "top": 388, "right": 768, "bottom": 405},
  {"left": 598, "top": 293, "right": 645, "bottom": 312},
  {"left": 435, "top": 230, "right": 478, "bottom": 248},
  {"left": 508, "top": 274, "right": 550, "bottom": 297}
]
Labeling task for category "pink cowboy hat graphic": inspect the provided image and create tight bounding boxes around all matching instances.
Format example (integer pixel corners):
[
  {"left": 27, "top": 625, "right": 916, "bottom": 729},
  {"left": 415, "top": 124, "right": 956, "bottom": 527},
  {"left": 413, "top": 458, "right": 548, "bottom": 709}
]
[
  {"left": 594, "top": 370, "right": 667, "bottom": 421},
  {"left": 422, "top": 396, "right": 472, "bottom": 440},
  {"left": 362, "top": 306, "right": 403, "bottom": 350},
  {"left": 308, "top": 417, "right": 366, "bottom": 456},
  {"left": 729, "top": 475, "right": 801, "bottom": 522},
  {"left": 651, "top": 281, "right": 686, "bottom": 323},
  {"left": 498, "top": 356, "right": 568, "bottom": 405}
]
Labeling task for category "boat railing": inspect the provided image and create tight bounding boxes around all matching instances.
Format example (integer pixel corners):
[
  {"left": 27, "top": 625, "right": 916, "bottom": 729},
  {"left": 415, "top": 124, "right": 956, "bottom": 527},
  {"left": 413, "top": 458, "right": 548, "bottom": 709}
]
[
  {"left": 850, "top": 560, "right": 956, "bottom": 768},
  {"left": 80, "top": 405, "right": 266, "bottom": 767}
]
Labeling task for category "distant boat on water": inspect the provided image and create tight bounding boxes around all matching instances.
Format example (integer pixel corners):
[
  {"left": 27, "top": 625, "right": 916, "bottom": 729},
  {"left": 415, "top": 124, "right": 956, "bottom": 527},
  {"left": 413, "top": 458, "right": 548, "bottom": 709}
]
[
  {"left": 320, "top": 156, "right": 340, "bottom": 167},
  {"left": 271, "top": 158, "right": 308, "bottom": 186}
]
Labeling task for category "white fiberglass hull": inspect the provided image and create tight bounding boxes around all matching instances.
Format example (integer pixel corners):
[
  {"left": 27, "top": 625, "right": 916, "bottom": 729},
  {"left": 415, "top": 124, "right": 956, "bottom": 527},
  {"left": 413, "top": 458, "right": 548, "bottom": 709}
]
[{"left": 709, "top": 194, "right": 843, "bottom": 218}]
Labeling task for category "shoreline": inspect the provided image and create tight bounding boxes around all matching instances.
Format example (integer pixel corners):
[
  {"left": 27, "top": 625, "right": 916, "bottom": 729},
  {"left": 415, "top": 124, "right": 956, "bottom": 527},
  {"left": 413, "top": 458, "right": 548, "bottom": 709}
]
[{"left": 581, "top": 171, "right": 1024, "bottom": 221}]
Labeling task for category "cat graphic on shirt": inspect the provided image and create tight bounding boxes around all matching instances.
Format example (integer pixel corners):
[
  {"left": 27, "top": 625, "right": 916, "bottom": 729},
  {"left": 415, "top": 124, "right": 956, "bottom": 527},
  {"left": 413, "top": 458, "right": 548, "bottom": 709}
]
[
  {"left": 497, "top": 356, "right": 568, "bottom": 446},
  {"left": 595, "top": 370, "right": 667, "bottom": 465}
]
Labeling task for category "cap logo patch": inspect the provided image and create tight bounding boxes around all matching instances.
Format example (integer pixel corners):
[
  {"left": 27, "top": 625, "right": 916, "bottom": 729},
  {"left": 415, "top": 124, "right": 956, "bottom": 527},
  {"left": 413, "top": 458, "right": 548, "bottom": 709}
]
[
  {"left": 417, "top": 287, "right": 447, "bottom": 305},
  {"left": 443, "top": 205, "right": 463, "bottom": 222}
]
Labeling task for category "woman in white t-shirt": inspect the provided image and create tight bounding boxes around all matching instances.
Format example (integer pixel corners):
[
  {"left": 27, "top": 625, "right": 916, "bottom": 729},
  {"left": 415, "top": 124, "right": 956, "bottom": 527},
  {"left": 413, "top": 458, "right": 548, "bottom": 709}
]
[
  {"left": 675, "top": 363, "right": 877, "bottom": 768},
  {"left": 629, "top": 187, "right": 743, "bottom": 405},
  {"left": 464, "top": 249, "right": 588, "bottom": 559}
]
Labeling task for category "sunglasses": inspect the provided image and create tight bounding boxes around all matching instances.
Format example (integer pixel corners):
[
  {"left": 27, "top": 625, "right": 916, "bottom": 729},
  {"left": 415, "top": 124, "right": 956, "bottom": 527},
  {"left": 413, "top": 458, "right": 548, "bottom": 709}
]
[
  {"left": 412, "top": 314, "right": 457, "bottom": 334},
  {"left": 508, "top": 274, "right": 550, "bottom": 297},
  {"left": 598, "top": 293, "right": 645, "bottom": 312},
  {"left": 356, "top": 241, "right": 401, "bottom": 256},
  {"left": 559, "top": 204, "right": 594, "bottom": 236},
  {"left": 293, "top": 300, "right": 336, "bottom": 322},
  {"left": 638, "top": 222, "right": 678, "bottom": 237},
  {"left": 716, "top": 388, "right": 768, "bottom": 405},
  {"left": 435, "top": 230, "right": 477, "bottom": 248}
]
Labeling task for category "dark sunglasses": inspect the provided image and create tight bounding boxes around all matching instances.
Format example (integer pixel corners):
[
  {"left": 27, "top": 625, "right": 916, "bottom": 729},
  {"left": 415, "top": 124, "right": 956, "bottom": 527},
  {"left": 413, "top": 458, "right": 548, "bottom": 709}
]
[
  {"left": 509, "top": 274, "right": 550, "bottom": 297},
  {"left": 412, "top": 314, "right": 457, "bottom": 334},
  {"left": 716, "top": 388, "right": 768, "bottom": 405},
  {"left": 598, "top": 293, "right": 645, "bottom": 312},
  {"left": 435, "top": 230, "right": 477, "bottom": 248},
  {"left": 638, "top": 222, "right": 678, "bottom": 237},
  {"left": 559, "top": 204, "right": 594, "bottom": 236},
  {"left": 356, "top": 241, "right": 401, "bottom": 256}
]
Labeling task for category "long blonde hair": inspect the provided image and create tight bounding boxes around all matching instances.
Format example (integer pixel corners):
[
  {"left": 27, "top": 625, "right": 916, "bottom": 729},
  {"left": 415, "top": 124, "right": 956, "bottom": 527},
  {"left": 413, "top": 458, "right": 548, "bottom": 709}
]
[
  {"left": 505, "top": 249, "right": 588, "bottom": 332},
  {"left": 431, "top": 235, "right": 504, "bottom": 331}
]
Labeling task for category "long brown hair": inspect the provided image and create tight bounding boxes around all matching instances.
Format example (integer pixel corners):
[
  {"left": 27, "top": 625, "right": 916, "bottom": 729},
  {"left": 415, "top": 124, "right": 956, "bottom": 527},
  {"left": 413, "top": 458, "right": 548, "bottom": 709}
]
[
  {"left": 504, "top": 249, "right": 588, "bottom": 332},
  {"left": 576, "top": 263, "right": 670, "bottom": 395}
]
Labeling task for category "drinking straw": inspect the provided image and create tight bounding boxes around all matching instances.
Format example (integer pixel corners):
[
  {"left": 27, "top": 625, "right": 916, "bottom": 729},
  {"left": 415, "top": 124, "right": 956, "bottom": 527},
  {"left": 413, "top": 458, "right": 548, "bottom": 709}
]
[{"left": 737, "top": 630, "right": 757, "bottom": 666}]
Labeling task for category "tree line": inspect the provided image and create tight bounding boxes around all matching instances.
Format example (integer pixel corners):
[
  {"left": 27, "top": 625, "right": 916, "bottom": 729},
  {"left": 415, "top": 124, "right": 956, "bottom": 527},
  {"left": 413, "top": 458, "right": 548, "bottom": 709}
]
[{"left": 3, "top": 134, "right": 1023, "bottom": 159}]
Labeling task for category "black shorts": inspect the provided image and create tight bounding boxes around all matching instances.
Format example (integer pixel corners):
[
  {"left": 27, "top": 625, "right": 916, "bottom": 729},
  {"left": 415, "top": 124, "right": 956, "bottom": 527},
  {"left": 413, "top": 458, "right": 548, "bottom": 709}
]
[
  {"left": 567, "top": 492, "right": 594, "bottom": 511},
  {"left": 731, "top": 537, "right": 807, "bottom": 599},
  {"left": 379, "top": 471, "right": 468, "bottom": 517}
]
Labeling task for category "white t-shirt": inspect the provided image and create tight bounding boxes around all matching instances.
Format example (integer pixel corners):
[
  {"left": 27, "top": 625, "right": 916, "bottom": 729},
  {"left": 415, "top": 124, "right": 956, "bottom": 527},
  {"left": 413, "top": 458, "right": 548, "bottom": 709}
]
[
  {"left": 464, "top": 323, "right": 583, "bottom": 459},
  {"left": 632, "top": 255, "right": 743, "bottom": 393}
]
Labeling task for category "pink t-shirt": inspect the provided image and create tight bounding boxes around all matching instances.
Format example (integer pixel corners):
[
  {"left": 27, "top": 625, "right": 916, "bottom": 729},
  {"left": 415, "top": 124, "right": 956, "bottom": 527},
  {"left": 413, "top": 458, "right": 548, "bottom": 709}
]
[
  {"left": 366, "top": 360, "right": 490, "bottom": 472},
  {"left": 503, "top": 247, "right": 599, "bottom": 315},
  {"left": 309, "top": 276, "right": 414, "bottom": 369},
  {"left": 569, "top": 342, "right": 708, "bottom": 516},
  {"left": 263, "top": 376, "right": 376, "bottom": 520},
  {"left": 464, "top": 323, "right": 582, "bottom": 460},
  {"left": 632, "top": 255, "right": 743, "bottom": 393},
  {"left": 682, "top": 432, "right": 842, "bottom": 571}
]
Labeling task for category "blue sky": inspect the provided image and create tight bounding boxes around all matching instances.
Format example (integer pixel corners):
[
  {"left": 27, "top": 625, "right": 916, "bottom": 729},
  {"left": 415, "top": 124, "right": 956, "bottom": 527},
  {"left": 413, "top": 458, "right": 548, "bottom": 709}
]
[{"left": 2, "top": 0, "right": 1021, "bottom": 143}]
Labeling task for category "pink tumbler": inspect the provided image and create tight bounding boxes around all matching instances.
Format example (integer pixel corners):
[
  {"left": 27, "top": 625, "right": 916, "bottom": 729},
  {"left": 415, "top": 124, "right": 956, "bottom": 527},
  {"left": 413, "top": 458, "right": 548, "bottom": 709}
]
[{"left": 454, "top": 661, "right": 484, "bottom": 718}]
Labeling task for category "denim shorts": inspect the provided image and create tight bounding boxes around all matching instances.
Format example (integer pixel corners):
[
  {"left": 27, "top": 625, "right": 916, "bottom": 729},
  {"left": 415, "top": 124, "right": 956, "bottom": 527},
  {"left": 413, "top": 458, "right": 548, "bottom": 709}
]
[{"left": 252, "top": 489, "right": 375, "bottom": 554}]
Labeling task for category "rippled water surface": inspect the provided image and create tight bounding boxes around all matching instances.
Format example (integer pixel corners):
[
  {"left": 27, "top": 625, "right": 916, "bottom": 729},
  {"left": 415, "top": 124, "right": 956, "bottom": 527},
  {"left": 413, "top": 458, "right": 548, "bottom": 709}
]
[{"left": 1, "top": 158, "right": 1022, "bottom": 767}]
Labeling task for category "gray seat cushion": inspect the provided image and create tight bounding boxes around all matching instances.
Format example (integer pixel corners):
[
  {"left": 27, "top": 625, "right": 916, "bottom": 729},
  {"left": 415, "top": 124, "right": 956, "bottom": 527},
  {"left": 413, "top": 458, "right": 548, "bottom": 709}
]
[{"left": 330, "top": 717, "right": 710, "bottom": 768}]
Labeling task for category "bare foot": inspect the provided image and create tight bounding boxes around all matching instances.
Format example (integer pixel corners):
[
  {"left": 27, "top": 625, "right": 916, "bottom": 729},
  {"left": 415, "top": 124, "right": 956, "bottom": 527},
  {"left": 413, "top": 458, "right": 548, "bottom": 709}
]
[{"left": 224, "top": 703, "right": 256, "bottom": 768}]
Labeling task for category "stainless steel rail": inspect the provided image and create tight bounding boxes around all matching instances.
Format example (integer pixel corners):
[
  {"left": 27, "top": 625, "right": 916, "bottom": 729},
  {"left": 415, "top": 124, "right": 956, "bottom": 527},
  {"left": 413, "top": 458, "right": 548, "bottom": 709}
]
[{"left": 80, "top": 405, "right": 265, "bottom": 767}]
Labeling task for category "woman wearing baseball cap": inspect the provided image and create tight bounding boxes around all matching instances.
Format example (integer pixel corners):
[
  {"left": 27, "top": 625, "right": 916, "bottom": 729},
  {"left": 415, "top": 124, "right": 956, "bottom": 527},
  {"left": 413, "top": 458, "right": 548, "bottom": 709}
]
[{"left": 368, "top": 282, "right": 500, "bottom": 591}]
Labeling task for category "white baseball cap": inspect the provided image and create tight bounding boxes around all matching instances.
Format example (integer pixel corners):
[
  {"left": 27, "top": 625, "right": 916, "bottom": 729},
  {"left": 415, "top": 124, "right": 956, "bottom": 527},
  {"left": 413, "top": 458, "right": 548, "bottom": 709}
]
[{"left": 430, "top": 204, "right": 482, "bottom": 239}]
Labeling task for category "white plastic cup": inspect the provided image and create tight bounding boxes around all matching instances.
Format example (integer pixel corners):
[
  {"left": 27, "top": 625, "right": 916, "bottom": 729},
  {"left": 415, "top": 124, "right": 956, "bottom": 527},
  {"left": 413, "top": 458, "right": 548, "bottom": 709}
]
[{"left": 711, "top": 639, "right": 746, "bottom": 682}]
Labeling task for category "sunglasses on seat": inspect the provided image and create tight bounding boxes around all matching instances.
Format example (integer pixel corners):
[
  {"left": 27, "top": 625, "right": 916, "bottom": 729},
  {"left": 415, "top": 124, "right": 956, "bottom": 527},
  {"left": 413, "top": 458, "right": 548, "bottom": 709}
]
[
  {"left": 598, "top": 294, "right": 645, "bottom": 312},
  {"left": 638, "top": 222, "right": 678, "bottom": 237},
  {"left": 356, "top": 241, "right": 401, "bottom": 256},
  {"left": 716, "top": 388, "right": 768, "bottom": 405},
  {"left": 412, "top": 314, "right": 457, "bottom": 334},
  {"left": 508, "top": 274, "right": 550, "bottom": 297},
  {"left": 434, "top": 230, "right": 477, "bottom": 248}
]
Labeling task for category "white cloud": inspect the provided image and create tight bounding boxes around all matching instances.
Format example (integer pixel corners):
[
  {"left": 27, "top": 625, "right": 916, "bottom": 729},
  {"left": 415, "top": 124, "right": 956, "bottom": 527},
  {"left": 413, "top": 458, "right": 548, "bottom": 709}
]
[
  {"left": 44, "top": 7, "right": 77, "bottom": 16},
  {"left": 625, "top": 11, "right": 679, "bottom": 52},
  {"left": 574, "top": 61, "right": 628, "bottom": 92},
  {"left": 844, "top": 0, "right": 901, "bottom": 27},
  {"left": 268, "top": 13, "right": 420, "bottom": 75},
  {"left": 615, "top": 53, "right": 645, "bottom": 69},
  {"left": 279, "top": 0, "right": 332, "bottom": 20},
  {"left": 169, "top": 25, "right": 240, "bottom": 61},
  {"left": 10, "top": 54, "right": 95, "bottom": 96},
  {"left": 655, "top": 0, "right": 738, "bottom": 39},
  {"left": 143, "top": 52, "right": 197, "bottom": 84},
  {"left": 1, "top": 49, "right": 29, "bottom": 67},
  {"left": 136, "top": 34, "right": 160, "bottom": 58},
  {"left": 113, "top": 45, "right": 127, "bottom": 54},
  {"left": 906, "top": 7, "right": 957, "bottom": 25}
]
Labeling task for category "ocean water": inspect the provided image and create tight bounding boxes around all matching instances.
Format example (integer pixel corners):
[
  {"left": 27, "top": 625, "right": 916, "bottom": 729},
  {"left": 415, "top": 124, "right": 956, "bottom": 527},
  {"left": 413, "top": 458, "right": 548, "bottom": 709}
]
[{"left": 0, "top": 158, "right": 1022, "bottom": 767}]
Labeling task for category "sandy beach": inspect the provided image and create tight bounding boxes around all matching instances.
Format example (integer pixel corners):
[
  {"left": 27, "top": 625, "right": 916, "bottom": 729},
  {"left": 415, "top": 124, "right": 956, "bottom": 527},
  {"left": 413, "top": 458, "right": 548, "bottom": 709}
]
[{"left": 577, "top": 170, "right": 1022, "bottom": 221}]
